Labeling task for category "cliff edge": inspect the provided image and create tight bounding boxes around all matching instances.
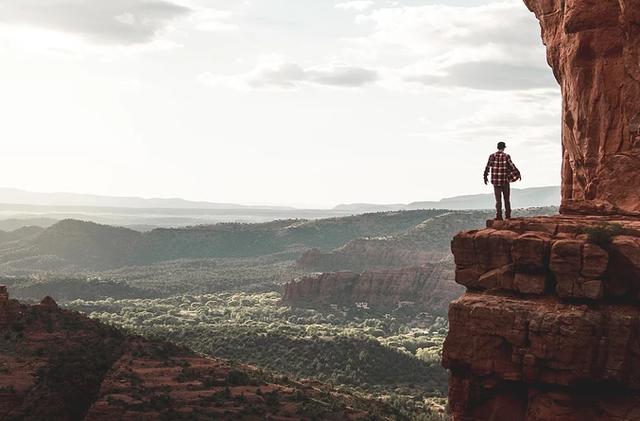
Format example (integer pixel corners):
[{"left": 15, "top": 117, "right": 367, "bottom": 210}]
[
  {"left": 441, "top": 2, "right": 640, "bottom": 418},
  {"left": 282, "top": 264, "right": 463, "bottom": 313},
  {"left": 444, "top": 216, "right": 640, "bottom": 420}
]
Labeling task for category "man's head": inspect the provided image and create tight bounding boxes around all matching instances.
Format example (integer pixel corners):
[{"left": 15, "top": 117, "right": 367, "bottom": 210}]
[{"left": 497, "top": 141, "right": 506, "bottom": 150}]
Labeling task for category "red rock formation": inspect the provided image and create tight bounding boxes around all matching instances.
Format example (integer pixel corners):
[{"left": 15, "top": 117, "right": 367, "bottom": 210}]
[
  {"left": 445, "top": 215, "right": 640, "bottom": 420},
  {"left": 0, "top": 286, "right": 8, "bottom": 301},
  {"left": 524, "top": 0, "right": 640, "bottom": 215},
  {"left": 443, "top": 3, "right": 640, "bottom": 416},
  {"left": 283, "top": 264, "right": 463, "bottom": 313},
  {"left": 39, "top": 296, "right": 58, "bottom": 308},
  {"left": 0, "top": 285, "right": 19, "bottom": 328}
]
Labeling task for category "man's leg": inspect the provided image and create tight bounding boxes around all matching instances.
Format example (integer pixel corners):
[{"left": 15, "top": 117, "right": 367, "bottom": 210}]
[
  {"left": 504, "top": 183, "right": 512, "bottom": 219},
  {"left": 494, "top": 185, "right": 503, "bottom": 220}
]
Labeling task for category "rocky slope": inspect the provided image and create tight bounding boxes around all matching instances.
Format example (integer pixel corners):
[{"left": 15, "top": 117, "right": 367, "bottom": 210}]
[
  {"left": 524, "top": 0, "right": 640, "bottom": 215},
  {"left": 445, "top": 215, "right": 640, "bottom": 420},
  {"left": 283, "top": 264, "right": 462, "bottom": 314},
  {"left": 0, "top": 287, "right": 401, "bottom": 420}
]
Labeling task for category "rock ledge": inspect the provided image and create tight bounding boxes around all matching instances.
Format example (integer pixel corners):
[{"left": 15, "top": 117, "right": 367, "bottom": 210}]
[{"left": 444, "top": 215, "right": 640, "bottom": 420}]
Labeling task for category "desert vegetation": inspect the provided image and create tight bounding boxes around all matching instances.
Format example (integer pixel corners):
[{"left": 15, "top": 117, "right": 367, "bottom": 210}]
[
  {"left": 70, "top": 292, "right": 449, "bottom": 418},
  {"left": 0, "top": 207, "right": 558, "bottom": 419}
]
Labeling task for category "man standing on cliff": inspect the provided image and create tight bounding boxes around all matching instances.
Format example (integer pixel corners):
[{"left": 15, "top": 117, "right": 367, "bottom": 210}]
[{"left": 484, "top": 141, "right": 521, "bottom": 220}]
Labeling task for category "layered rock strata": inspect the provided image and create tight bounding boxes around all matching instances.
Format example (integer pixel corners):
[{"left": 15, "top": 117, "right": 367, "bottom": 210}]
[
  {"left": 444, "top": 215, "right": 640, "bottom": 420},
  {"left": 524, "top": 0, "right": 640, "bottom": 215},
  {"left": 283, "top": 264, "right": 463, "bottom": 313},
  {"left": 442, "top": 2, "right": 640, "bottom": 417}
]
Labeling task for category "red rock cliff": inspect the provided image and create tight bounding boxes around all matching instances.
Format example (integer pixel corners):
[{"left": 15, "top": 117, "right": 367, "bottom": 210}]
[
  {"left": 442, "top": 2, "right": 640, "bottom": 418},
  {"left": 283, "top": 264, "right": 463, "bottom": 313},
  {"left": 524, "top": 0, "right": 640, "bottom": 215},
  {"left": 445, "top": 216, "right": 640, "bottom": 420}
]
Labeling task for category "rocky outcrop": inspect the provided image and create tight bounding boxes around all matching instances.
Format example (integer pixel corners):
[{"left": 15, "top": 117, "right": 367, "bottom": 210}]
[
  {"left": 283, "top": 264, "right": 463, "bottom": 313},
  {"left": 444, "top": 215, "right": 640, "bottom": 420},
  {"left": 0, "top": 285, "right": 19, "bottom": 328},
  {"left": 524, "top": 0, "right": 640, "bottom": 215}
]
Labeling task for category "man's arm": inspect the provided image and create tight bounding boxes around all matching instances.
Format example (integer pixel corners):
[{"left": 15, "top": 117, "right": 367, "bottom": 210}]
[
  {"left": 483, "top": 155, "right": 493, "bottom": 185},
  {"left": 507, "top": 155, "right": 522, "bottom": 181}
]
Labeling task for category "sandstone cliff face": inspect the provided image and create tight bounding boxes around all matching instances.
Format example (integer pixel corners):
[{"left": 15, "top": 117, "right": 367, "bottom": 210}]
[
  {"left": 283, "top": 264, "right": 463, "bottom": 313},
  {"left": 445, "top": 216, "right": 640, "bottom": 420},
  {"left": 443, "top": 3, "right": 640, "bottom": 416},
  {"left": 524, "top": 0, "right": 640, "bottom": 215}
]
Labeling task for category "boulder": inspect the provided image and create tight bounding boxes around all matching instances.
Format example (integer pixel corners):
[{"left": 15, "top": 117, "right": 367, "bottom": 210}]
[
  {"left": 475, "top": 230, "right": 519, "bottom": 271},
  {"left": 512, "top": 233, "right": 550, "bottom": 271},
  {"left": 549, "top": 240, "right": 582, "bottom": 276},
  {"left": 451, "top": 231, "right": 478, "bottom": 267}
]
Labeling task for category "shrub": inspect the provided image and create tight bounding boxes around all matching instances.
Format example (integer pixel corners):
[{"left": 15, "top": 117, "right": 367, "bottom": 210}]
[
  {"left": 264, "top": 390, "right": 280, "bottom": 407},
  {"left": 226, "top": 369, "right": 250, "bottom": 385},
  {"left": 581, "top": 223, "right": 624, "bottom": 245}
]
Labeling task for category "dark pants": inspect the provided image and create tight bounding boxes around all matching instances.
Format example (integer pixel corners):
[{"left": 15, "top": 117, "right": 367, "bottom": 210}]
[{"left": 494, "top": 184, "right": 511, "bottom": 219}]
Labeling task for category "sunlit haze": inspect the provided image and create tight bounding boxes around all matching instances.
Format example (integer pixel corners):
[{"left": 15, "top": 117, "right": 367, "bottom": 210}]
[{"left": 0, "top": 0, "right": 560, "bottom": 208}]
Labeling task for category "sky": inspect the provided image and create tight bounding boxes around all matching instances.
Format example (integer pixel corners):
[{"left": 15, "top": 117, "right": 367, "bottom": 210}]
[{"left": 0, "top": 0, "right": 561, "bottom": 208}]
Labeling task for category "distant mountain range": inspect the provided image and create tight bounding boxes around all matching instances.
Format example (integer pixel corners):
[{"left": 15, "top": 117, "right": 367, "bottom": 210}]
[
  {"left": 334, "top": 186, "right": 560, "bottom": 212},
  {"left": 0, "top": 186, "right": 559, "bottom": 212},
  {"left": 0, "top": 188, "right": 294, "bottom": 210},
  {"left": 0, "top": 186, "right": 560, "bottom": 229}
]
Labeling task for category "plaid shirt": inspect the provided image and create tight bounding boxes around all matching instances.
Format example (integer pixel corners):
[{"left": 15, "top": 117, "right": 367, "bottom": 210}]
[{"left": 484, "top": 151, "right": 520, "bottom": 186}]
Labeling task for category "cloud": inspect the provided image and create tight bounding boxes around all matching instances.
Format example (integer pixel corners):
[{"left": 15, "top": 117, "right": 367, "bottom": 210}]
[
  {"left": 305, "top": 65, "right": 379, "bottom": 87},
  {"left": 410, "top": 89, "right": 561, "bottom": 146},
  {"left": 335, "top": 1, "right": 375, "bottom": 12},
  {"left": 350, "top": 0, "right": 555, "bottom": 91},
  {"left": 189, "top": 8, "right": 238, "bottom": 32},
  {"left": 198, "top": 1, "right": 555, "bottom": 93},
  {"left": 200, "top": 58, "right": 379, "bottom": 90},
  {"left": 0, "top": 0, "right": 190, "bottom": 44},
  {"left": 403, "top": 62, "right": 557, "bottom": 91}
]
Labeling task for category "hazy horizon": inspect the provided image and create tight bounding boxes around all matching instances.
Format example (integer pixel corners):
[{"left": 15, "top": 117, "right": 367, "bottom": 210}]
[
  {"left": 1, "top": 0, "right": 561, "bottom": 208},
  {"left": 0, "top": 184, "right": 559, "bottom": 210}
]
